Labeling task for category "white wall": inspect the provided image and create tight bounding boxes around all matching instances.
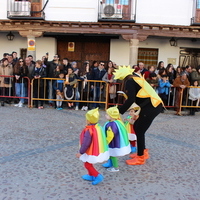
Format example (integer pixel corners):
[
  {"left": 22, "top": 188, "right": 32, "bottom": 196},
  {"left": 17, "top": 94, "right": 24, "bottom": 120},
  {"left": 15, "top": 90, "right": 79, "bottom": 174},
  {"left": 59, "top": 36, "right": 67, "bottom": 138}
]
[
  {"left": 110, "top": 36, "right": 200, "bottom": 68},
  {"left": 136, "top": 0, "right": 194, "bottom": 26},
  {"left": 110, "top": 37, "right": 130, "bottom": 66},
  {"left": 44, "top": 0, "right": 99, "bottom": 22},
  {"left": 0, "top": 32, "right": 56, "bottom": 61},
  {"left": 0, "top": 0, "right": 8, "bottom": 20}
]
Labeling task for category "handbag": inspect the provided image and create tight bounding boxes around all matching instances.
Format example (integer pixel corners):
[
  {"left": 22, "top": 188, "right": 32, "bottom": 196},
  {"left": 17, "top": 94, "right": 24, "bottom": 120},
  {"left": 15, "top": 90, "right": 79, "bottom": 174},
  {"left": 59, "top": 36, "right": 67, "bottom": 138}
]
[
  {"left": 109, "top": 84, "right": 116, "bottom": 94},
  {"left": 4, "top": 77, "right": 11, "bottom": 84}
]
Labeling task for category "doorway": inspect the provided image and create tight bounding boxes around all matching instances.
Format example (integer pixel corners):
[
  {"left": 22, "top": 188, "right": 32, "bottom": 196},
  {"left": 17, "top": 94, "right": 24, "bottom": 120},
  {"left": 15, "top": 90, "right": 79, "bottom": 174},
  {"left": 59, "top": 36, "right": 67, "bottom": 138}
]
[{"left": 179, "top": 48, "right": 200, "bottom": 68}]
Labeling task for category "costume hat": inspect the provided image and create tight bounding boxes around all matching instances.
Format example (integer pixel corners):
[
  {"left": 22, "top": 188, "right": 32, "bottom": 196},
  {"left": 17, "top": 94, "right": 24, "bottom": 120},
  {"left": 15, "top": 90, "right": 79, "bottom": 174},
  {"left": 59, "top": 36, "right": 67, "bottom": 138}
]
[
  {"left": 106, "top": 106, "right": 120, "bottom": 119},
  {"left": 86, "top": 108, "right": 99, "bottom": 124},
  {"left": 128, "top": 102, "right": 141, "bottom": 115},
  {"left": 113, "top": 65, "right": 134, "bottom": 80}
]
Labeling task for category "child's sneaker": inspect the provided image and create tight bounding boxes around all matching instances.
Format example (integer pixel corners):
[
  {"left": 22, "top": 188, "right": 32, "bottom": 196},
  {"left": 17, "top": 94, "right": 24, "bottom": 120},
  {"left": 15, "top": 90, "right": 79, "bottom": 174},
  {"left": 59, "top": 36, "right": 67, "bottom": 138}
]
[{"left": 107, "top": 167, "right": 119, "bottom": 172}]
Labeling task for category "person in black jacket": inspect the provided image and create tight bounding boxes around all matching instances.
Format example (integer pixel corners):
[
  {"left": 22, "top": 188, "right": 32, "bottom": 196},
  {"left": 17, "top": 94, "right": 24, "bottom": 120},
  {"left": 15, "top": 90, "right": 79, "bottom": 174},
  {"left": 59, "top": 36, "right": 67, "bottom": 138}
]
[
  {"left": 113, "top": 66, "right": 163, "bottom": 165},
  {"left": 32, "top": 60, "right": 46, "bottom": 109},
  {"left": 13, "top": 58, "right": 28, "bottom": 107},
  {"left": 90, "top": 62, "right": 106, "bottom": 108},
  {"left": 44, "top": 54, "right": 61, "bottom": 107}
]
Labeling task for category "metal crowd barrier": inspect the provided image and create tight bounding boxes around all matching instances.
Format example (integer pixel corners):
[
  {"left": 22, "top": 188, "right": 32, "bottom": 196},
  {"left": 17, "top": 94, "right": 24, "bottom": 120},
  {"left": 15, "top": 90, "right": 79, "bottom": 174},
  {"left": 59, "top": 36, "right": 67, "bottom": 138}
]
[
  {"left": 179, "top": 86, "right": 200, "bottom": 113},
  {"left": 30, "top": 78, "right": 109, "bottom": 109},
  {"left": 0, "top": 75, "right": 31, "bottom": 106}
]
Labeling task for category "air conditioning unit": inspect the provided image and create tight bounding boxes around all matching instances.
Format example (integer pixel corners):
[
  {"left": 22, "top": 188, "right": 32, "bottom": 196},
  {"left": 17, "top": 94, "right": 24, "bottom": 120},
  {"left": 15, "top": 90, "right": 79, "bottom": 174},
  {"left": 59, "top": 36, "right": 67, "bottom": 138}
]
[
  {"left": 101, "top": 4, "right": 123, "bottom": 19},
  {"left": 9, "top": 1, "right": 31, "bottom": 17}
]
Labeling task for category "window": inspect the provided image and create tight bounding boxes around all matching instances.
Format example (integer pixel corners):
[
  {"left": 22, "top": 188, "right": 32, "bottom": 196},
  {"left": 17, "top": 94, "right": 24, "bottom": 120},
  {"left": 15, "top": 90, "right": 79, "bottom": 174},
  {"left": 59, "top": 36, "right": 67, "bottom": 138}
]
[
  {"left": 106, "top": 0, "right": 114, "bottom": 4},
  {"left": 120, "top": 0, "right": 128, "bottom": 5},
  {"left": 137, "top": 48, "right": 159, "bottom": 67},
  {"left": 197, "top": 0, "right": 200, "bottom": 9},
  {"left": 105, "top": 0, "right": 128, "bottom": 5}
]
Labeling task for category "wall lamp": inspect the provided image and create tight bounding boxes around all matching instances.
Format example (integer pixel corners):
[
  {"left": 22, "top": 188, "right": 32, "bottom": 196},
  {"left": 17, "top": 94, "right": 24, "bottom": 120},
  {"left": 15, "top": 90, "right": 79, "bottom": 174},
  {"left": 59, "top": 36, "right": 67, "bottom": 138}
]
[
  {"left": 7, "top": 31, "right": 15, "bottom": 41},
  {"left": 169, "top": 37, "right": 177, "bottom": 46}
]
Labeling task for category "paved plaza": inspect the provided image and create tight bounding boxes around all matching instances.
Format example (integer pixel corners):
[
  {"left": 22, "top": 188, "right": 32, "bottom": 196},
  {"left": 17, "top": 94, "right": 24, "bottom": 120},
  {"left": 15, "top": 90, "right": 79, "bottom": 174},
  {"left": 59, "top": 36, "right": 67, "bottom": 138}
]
[{"left": 0, "top": 105, "right": 200, "bottom": 200}]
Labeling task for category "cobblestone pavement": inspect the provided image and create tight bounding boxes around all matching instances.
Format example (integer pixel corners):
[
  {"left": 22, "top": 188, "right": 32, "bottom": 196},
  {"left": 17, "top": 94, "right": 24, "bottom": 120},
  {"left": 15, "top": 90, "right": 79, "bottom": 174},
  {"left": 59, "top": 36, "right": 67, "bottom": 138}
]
[{"left": 0, "top": 105, "right": 200, "bottom": 200}]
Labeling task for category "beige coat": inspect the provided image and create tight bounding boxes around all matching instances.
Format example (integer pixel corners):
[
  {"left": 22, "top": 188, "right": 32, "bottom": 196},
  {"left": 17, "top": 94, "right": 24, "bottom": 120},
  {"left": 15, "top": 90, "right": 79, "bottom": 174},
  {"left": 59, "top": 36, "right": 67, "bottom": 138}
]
[{"left": 0, "top": 64, "right": 13, "bottom": 88}]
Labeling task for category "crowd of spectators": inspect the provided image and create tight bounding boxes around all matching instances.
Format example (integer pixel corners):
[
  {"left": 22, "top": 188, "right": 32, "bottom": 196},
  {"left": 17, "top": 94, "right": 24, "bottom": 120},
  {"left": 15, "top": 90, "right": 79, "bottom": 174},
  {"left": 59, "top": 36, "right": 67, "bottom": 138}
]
[{"left": 1, "top": 52, "right": 200, "bottom": 115}]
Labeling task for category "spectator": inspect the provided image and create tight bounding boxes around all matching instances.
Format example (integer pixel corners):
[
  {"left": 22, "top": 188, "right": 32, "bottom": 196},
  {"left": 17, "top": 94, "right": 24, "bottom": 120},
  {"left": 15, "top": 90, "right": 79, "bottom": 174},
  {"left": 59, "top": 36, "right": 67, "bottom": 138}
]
[
  {"left": 157, "top": 68, "right": 167, "bottom": 80},
  {"left": 31, "top": 60, "right": 46, "bottom": 109},
  {"left": 184, "top": 65, "right": 192, "bottom": 83},
  {"left": 53, "top": 71, "right": 65, "bottom": 110},
  {"left": 173, "top": 72, "right": 190, "bottom": 116},
  {"left": 71, "top": 61, "right": 79, "bottom": 76},
  {"left": 44, "top": 54, "right": 60, "bottom": 107},
  {"left": 158, "top": 75, "right": 172, "bottom": 111},
  {"left": 13, "top": 58, "right": 28, "bottom": 107},
  {"left": 190, "top": 65, "right": 200, "bottom": 86},
  {"left": 102, "top": 67, "right": 117, "bottom": 104},
  {"left": 64, "top": 67, "right": 77, "bottom": 109},
  {"left": 80, "top": 61, "right": 91, "bottom": 111},
  {"left": 105, "top": 60, "right": 114, "bottom": 71},
  {"left": 62, "top": 58, "right": 71, "bottom": 75},
  {"left": 138, "top": 62, "right": 148, "bottom": 76},
  {"left": 155, "top": 61, "right": 165, "bottom": 74},
  {"left": 146, "top": 72, "right": 159, "bottom": 88},
  {"left": 90, "top": 61, "right": 106, "bottom": 108},
  {"left": 175, "top": 66, "right": 182, "bottom": 78},
  {"left": 12, "top": 51, "right": 18, "bottom": 66},
  {"left": 8, "top": 54, "right": 13, "bottom": 66},
  {"left": 0, "top": 58, "right": 13, "bottom": 106},
  {"left": 71, "top": 61, "right": 81, "bottom": 110},
  {"left": 188, "top": 80, "right": 200, "bottom": 115},
  {"left": 25, "top": 57, "right": 35, "bottom": 80},
  {"left": 144, "top": 65, "right": 156, "bottom": 79},
  {"left": 90, "top": 61, "right": 98, "bottom": 71},
  {"left": 166, "top": 64, "right": 175, "bottom": 84},
  {"left": 28, "top": 55, "right": 36, "bottom": 65}
]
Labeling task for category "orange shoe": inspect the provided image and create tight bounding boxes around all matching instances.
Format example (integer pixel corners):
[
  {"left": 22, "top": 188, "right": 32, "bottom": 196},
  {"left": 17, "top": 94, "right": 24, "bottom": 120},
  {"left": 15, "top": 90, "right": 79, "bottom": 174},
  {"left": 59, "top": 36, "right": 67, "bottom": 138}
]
[
  {"left": 126, "top": 155, "right": 145, "bottom": 165},
  {"left": 129, "top": 149, "right": 149, "bottom": 159}
]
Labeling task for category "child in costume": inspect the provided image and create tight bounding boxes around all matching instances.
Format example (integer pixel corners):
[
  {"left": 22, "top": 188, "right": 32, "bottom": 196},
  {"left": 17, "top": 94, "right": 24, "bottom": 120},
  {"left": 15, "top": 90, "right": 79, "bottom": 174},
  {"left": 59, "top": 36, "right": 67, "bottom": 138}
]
[
  {"left": 76, "top": 108, "right": 109, "bottom": 185},
  {"left": 102, "top": 106, "right": 131, "bottom": 172},
  {"left": 124, "top": 103, "right": 141, "bottom": 154}
]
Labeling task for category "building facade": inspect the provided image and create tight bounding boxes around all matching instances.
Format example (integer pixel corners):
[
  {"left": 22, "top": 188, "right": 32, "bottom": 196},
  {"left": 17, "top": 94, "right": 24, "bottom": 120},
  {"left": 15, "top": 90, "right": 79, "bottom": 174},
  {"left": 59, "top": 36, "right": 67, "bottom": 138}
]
[{"left": 0, "top": 0, "right": 200, "bottom": 68}]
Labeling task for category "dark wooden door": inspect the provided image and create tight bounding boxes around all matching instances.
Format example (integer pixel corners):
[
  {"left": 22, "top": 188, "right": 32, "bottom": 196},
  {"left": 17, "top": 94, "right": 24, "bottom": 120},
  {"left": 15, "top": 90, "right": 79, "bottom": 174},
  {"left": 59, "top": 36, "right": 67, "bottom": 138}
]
[{"left": 57, "top": 36, "right": 110, "bottom": 70}]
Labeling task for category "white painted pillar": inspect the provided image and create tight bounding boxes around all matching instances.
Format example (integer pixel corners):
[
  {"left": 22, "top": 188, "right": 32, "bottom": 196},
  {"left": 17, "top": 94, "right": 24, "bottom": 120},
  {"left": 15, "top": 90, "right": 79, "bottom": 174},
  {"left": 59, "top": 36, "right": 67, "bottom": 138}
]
[{"left": 129, "top": 39, "right": 139, "bottom": 66}]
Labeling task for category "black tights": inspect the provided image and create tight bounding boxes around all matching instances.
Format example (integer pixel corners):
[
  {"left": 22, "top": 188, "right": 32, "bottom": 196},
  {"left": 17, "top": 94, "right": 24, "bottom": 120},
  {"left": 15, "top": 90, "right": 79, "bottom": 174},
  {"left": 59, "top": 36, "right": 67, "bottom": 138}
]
[{"left": 134, "top": 103, "right": 162, "bottom": 156}]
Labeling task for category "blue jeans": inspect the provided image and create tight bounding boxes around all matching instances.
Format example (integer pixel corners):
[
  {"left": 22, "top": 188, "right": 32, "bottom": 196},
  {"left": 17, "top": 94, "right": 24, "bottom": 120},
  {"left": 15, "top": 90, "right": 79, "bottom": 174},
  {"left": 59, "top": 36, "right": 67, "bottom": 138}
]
[
  {"left": 15, "top": 83, "right": 25, "bottom": 103},
  {"left": 48, "top": 80, "right": 54, "bottom": 103},
  {"left": 93, "top": 86, "right": 101, "bottom": 108},
  {"left": 75, "top": 89, "right": 80, "bottom": 107}
]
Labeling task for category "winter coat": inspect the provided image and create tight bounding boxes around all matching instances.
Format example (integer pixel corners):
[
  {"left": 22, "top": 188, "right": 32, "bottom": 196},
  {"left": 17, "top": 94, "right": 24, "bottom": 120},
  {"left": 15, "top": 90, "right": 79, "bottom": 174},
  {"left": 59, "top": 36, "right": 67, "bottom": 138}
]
[{"left": 0, "top": 64, "right": 13, "bottom": 88}]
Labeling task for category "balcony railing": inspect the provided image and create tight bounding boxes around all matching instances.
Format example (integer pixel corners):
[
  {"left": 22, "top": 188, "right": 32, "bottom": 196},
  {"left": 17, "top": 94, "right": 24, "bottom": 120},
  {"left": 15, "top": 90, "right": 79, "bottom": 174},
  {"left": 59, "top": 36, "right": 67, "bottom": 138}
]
[{"left": 7, "top": 0, "right": 45, "bottom": 20}]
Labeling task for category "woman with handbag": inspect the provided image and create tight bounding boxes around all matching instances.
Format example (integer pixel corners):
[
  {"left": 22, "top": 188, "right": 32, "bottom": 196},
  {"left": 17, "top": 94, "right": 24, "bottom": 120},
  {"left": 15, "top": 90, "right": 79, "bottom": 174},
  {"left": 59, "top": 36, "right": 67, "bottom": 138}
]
[
  {"left": 102, "top": 67, "right": 117, "bottom": 104},
  {"left": 0, "top": 58, "right": 13, "bottom": 106},
  {"left": 64, "top": 67, "right": 77, "bottom": 109},
  {"left": 13, "top": 58, "right": 29, "bottom": 107}
]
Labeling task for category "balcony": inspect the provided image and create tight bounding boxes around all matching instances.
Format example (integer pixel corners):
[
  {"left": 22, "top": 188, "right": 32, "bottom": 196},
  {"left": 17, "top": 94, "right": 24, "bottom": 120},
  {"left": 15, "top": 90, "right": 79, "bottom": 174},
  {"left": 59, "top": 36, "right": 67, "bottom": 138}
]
[
  {"left": 98, "top": 0, "right": 135, "bottom": 22},
  {"left": 7, "top": 0, "right": 45, "bottom": 20},
  {"left": 191, "top": 0, "right": 200, "bottom": 25}
]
